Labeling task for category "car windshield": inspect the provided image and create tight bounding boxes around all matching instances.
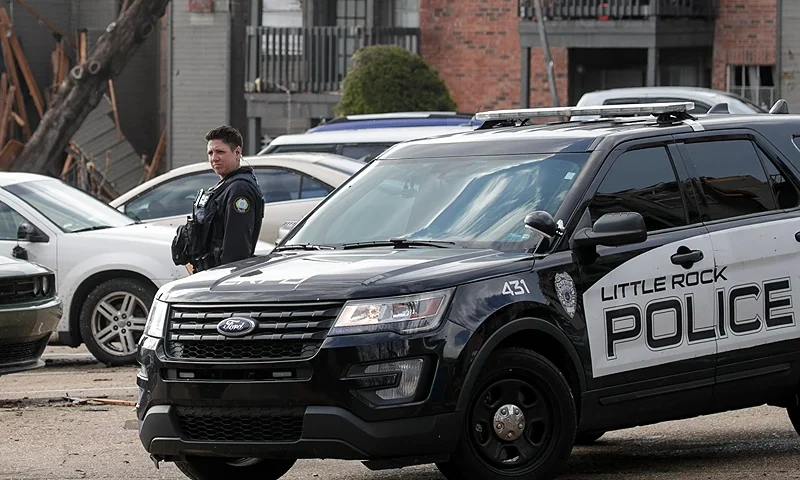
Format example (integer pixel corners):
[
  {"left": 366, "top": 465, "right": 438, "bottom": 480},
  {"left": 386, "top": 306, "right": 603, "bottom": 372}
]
[
  {"left": 5, "top": 180, "right": 137, "bottom": 233},
  {"left": 286, "top": 153, "right": 589, "bottom": 251}
]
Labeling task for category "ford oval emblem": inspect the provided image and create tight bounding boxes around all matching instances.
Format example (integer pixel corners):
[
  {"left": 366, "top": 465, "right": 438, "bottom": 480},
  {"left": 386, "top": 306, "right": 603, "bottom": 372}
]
[{"left": 216, "top": 317, "right": 257, "bottom": 337}]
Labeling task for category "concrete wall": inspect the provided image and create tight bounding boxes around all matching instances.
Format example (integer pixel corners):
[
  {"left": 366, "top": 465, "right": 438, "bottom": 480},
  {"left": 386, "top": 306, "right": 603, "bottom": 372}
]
[
  {"left": 779, "top": 0, "right": 800, "bottom": 111},
  {"left": 168, "top": 0, "right": 232, "bottom": 169}
]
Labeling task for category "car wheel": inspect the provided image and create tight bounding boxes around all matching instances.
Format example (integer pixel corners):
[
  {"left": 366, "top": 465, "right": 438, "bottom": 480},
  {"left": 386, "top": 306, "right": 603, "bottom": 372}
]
[
  {"left": 575, "top": 430, "right": 606, "bottom": 445},
  {"left": 437, "top": 347, "right": 576, "bottom": 480},
  {"left": 175, "top": 457, "right": 296, "bottom": 480},
  {"left": 787, "top": 403, "right": 800, "bottom": 435},
  {"left": 78, "top": 277, "right": 156, "bottom": 366}
]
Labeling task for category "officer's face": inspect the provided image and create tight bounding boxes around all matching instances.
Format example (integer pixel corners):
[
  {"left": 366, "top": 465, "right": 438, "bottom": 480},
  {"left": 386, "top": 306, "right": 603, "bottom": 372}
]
[{"left": 207, "top": 139, "right": 241, "bottom": 177}]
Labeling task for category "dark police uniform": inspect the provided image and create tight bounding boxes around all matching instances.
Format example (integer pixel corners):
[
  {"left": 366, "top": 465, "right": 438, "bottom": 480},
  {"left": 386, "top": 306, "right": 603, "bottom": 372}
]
[{"left": 172, "top": 166, "right": 264, "bottom": 272}]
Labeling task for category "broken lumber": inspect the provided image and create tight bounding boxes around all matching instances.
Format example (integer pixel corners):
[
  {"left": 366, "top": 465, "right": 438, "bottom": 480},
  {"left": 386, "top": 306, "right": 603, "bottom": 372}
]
[
  {"left": 0, "top": 15, "right": 29, "bottom": 139},
  {"left": 0, "top": 8, "right": 45, "bottom": 118}
]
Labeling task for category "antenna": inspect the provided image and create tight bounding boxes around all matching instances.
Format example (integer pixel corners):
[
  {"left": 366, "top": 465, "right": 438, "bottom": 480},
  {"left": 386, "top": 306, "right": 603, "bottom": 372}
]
[
  {"left": 707, "top": 103, "right": 730, "bottom": 114},
  {"left": 769, "top": 99, "right": 789, "bottom": 114}
]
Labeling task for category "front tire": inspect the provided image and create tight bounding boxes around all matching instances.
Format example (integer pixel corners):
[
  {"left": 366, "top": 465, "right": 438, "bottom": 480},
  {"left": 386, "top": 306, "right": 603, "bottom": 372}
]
[
  {"left": 175, "top": 457, "right": 296, "bottom": 480},
  {"left": 437, "top": 347, "right": 577, "bottom": 480},
  {"left": 79, "top": 277, "right": 156, "bottom": 366}
]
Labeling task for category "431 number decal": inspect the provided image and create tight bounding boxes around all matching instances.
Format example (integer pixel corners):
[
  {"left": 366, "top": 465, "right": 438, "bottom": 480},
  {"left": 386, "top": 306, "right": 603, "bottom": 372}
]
[{"left": 503, "top": 279, "right": 531, "bottom": 296}]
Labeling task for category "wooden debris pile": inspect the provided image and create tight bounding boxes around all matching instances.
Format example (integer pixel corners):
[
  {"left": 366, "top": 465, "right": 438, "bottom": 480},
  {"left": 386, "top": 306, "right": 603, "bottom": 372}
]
[{"left": 0, "top": 0, "right": 165, "bottom": 202}]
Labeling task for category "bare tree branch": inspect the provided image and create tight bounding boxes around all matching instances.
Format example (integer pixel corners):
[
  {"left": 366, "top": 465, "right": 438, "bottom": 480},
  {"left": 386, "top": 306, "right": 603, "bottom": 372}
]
[{"left": 9, "top": 0, "right": 172, "bottom": 174}]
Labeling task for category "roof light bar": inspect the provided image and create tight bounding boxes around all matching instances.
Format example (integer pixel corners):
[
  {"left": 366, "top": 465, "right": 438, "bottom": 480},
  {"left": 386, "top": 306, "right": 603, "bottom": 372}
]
[{"left": 474, "top": 102, "right": 695, "bottom": 121}]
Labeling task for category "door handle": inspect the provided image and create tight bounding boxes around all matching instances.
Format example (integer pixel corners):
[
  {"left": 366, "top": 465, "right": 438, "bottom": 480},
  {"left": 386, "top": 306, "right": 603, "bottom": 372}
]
[
  {"left": 795, "top": 231, "right": 800, "bottom": 242},
  {"left": 671, "top": 249, "right": 703, "bottom": 266}
]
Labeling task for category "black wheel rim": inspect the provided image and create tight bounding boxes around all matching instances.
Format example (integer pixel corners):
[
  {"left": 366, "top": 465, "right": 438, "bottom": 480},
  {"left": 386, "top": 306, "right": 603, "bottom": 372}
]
[{"left": 467, "top": 374, "right": 556, "bottom": 475}]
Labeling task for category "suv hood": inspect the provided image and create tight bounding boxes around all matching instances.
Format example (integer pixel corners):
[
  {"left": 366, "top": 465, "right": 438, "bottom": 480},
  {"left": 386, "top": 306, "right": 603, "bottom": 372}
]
[{"left": 158, "top": 248, "right": 534, "bottom": 303}]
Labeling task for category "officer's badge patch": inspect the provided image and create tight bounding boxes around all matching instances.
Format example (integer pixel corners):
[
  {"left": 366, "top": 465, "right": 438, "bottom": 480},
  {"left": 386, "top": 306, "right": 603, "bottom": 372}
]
[
  {"left": 233, "top": 197, "right": 250, "bottom": 214},
  {"left": 554, "top": 272, "right": 577, "bottom": 318}
]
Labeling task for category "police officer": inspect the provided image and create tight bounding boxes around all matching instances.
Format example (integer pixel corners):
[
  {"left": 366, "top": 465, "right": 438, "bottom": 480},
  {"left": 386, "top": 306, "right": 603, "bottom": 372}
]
[{"left": 172, "top": 125, "right": 264, "bottom": 272}]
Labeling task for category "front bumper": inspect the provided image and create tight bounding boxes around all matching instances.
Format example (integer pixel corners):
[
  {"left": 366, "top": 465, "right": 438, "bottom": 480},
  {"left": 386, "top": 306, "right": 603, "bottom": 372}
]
[
  {"left": 139, "top": 404, "right": 460, "bottom": 460},
  {"left": 0, "top": 297, "right": 62, "bottom": 375},
  {"left": 136, "top": 320, "right": 470, "bottom": 462}
]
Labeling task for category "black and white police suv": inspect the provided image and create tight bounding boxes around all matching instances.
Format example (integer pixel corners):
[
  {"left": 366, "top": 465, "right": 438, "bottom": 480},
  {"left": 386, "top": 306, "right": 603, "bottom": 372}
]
[{"left": 137, "top": 99, "right": 800, "bottom": 480}]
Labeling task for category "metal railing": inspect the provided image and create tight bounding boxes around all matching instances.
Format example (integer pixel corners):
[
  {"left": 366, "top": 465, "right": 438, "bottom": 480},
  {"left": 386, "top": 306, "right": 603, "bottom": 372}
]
[
  {"left": 728, "top": 86, "right": 776, "bottom": 111},
  {"left": 518, "top": 0, "right": 718, "bottom": 20},
  {"left": 246, "top": 26, "right": 420, "bottom": 94}
]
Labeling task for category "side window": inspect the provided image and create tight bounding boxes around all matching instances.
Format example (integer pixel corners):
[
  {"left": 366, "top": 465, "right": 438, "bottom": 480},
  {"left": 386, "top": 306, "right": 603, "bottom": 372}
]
[
  {"left": 757, "top": 147, "right": 800, "bottom": 209},
  {"left": 589, "top": 146, "right": 688, "bottom": 232},
  {"left": 124, "top": 172, "right": 218, "bottom": 221},
  {"left": 340, "top": 144, "right": 394, "bottom": 162},
  {"left": 300, "top": 175, "right": 333, "bottom": 199},
  {"left": 255, "top": 168, "right": 301, "bottom": 203},
  {"left": 683, "top": 139, "right": 777, "bottom": 221},
  {"left": 0, "top": 201, "right": 27, "bottom": 240}
]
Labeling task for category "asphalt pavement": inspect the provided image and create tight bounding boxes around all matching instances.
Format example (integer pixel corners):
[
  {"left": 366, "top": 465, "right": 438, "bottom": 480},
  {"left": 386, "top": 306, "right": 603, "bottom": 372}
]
[{"left": 1, "top": 346, "right": 799, "bottom": 480}]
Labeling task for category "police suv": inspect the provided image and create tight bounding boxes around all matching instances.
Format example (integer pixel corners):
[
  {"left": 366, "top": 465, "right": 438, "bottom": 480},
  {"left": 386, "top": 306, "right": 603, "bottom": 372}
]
[{"left": 136, "top": 100, "right": 800, "bottom": 480}]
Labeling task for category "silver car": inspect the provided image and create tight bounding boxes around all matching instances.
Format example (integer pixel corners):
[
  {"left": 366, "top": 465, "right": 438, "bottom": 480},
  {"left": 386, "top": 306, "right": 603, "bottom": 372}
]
[
  {"left": 109, "top": 153, "right": 364, "bottom": 244},
  {"left": 572, "top": 86, "right": 767, "bottom": 120}
]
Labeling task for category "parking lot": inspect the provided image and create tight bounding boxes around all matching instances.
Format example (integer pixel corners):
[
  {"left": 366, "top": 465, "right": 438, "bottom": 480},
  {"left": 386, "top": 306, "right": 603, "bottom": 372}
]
[{"left": 0, "top": 346, "right": 797, "bottom": 480}]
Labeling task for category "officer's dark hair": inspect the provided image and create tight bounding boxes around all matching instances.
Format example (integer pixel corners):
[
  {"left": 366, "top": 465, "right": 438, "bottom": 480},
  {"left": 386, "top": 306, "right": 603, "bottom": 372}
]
[{"left": 205, "top": 125, "right": 243, "bottom": 154}]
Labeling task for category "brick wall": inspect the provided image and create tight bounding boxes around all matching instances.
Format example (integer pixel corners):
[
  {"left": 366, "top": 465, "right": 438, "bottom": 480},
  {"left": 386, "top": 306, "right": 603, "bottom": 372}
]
[
  {"left": 419, "top": 0, "right": 567, "bottom": 112},
  {"left": 712, "top": 0, "right": 777, "bottom": 91}
]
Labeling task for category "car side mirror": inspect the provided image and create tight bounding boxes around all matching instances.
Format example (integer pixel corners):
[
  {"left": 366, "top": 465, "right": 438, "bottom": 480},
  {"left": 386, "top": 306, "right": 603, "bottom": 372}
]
[
  {"left": 17, "top": 221, "right": 48, "bottom": 243},
  {"left": 524, "top": 211, "right": 557, "bottom": 238},
  {"left": 571, "top": 212, "right": 646, "bottom": 248}
]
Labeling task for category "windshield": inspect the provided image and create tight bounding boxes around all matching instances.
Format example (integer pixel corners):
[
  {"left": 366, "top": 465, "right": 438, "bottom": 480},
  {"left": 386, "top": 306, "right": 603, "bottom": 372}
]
[
  {"left": 5, "top": 180, "right": 137, "bottom": 233},
  {"left": 286, "top": 153, "right": 589, "bottom": 251}
]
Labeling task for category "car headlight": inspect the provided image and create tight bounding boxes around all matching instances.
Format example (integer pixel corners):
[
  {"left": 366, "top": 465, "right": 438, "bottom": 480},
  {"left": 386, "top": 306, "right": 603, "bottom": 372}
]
[
  {"left": 142, "top": 299, "right": 168, "bottom": 339},
  {"left": 329, "top": 288, "right": 454, "bottom": 336}
]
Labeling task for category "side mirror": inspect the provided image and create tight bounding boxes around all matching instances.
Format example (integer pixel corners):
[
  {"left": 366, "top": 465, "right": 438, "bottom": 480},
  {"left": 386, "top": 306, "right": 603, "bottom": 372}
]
[
  {"left": 524, "top": 211, "right": 557, "bottom": 239},
  {"left": 571, "top": 212, "right": 646, "bottom": 248},
  {"left": 17, "top": 221, "right": 48, "bottom": 243}
]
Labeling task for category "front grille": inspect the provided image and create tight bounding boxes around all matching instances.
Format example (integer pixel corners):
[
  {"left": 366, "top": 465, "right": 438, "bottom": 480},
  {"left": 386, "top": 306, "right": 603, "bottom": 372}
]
[
  {"left": 165, "top": 302, "right": 343, "bottom": 361},
  {"left": 175, "top": 406, "right": 304, "bottom": 442},
  {"left": 0, "top": 274, "right": 56, "bottom": 305},
  {"left": 0, "top": 337, "right": 48, "bottom": 365}
]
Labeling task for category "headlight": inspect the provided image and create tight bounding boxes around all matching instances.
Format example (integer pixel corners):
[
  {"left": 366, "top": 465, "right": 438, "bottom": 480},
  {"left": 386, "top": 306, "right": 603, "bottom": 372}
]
[
  {"left": 329, "top": 288, "right": 454, "bottom": 336},
  {"left": 142, "top": 299, "right": 168, "bottom": 338}
]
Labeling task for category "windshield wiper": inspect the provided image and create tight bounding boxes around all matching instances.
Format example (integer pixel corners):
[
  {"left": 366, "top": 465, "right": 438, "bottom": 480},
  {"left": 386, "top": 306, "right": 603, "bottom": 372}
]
[
  {"left": 72, "top": 225, "right": 113, "bottom": 233},
  {"left": 274, "top": 243, "right": 335, "bottom": 251},
  {"left": 341, "top": 238, "right": 456, "bottom": 250}
]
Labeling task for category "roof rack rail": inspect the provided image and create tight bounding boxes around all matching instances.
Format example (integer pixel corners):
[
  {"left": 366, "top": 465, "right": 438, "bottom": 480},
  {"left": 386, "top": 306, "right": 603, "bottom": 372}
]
[{"left": 474, "top": 102, "right": 696, "bottom": 129}]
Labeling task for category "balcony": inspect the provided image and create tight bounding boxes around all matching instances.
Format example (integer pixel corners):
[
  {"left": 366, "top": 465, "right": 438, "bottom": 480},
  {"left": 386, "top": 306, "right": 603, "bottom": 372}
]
[
  {"left": 518, "top": 0, "right": 718, "bottom": 50},
  {"left": 518, "top": 0, "right": 718, "bottom": 21},
  {"left": 245, "top": 26, "right": 421, "bottom": 94}
]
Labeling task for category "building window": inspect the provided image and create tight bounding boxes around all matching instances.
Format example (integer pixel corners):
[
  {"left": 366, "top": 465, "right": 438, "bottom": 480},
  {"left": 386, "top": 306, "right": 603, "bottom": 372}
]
[
  {"left": 262, "top": 0, "right": 303, "bottom": 57},
  {"left": 394, "top": 0, "right": 419, "bottom": 28},
  {"left": 727, "top": 65, "right": 775, "bottom": 111},
  {"left": 263, "top": 0, "right": 302, "bottom": 27}
]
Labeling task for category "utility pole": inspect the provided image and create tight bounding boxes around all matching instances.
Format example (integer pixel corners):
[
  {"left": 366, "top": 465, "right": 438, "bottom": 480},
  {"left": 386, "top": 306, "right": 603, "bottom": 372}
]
[{"left": 532, "top": 0, "right": 559, "bottom": 107}]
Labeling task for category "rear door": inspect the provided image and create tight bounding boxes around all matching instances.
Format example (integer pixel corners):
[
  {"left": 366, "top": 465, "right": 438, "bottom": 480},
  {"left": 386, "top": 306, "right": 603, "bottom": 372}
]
[{"left": 674, "top": 130, "right": 800, "bottom": 411}]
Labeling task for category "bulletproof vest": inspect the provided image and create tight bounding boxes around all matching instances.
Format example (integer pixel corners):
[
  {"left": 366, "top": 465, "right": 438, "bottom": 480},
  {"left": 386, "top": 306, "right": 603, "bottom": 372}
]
[{"left": 171, "top": 169, "right": 259, "bottom": 268}]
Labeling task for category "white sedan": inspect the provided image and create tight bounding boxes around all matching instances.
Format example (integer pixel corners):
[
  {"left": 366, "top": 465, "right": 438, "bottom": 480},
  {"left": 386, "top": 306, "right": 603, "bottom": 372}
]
[
  {"left": 0, "top": 172, "right": 192, "bottom": 366},
  {"left": 109, "top": 153, "right": 364, "bottom": 244}
]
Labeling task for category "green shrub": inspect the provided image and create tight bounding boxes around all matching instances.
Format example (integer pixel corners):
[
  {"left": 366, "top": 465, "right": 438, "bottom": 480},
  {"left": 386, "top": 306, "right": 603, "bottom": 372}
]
[{"left": 335, "top": 45, "right": 456, "bottom": 116}]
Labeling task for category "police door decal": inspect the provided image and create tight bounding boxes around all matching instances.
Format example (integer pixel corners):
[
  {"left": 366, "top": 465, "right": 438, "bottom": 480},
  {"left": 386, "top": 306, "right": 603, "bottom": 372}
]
[
  {"left": 707, "top": 217, "right": 799, "bottom": 355},
  {"left": 583, "top": 234, "right": 718, "bottom": 378}
]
